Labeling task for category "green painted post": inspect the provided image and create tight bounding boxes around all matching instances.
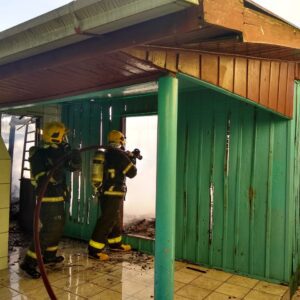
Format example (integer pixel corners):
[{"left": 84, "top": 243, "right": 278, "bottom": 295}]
[{"left": 155, "top": 75, "right": 178, "bottom": 300}]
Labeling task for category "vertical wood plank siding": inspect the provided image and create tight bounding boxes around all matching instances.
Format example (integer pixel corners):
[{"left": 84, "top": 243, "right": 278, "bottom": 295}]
[
  {"left": 293, "top": 83, "right": 300, "bottom": 288},
  {"left": 124, "top": 48, "right": 296, "bottom": 118},
  {"left": 61, "top": 95, "right": 157, "bottom": 241},
  {"left": 62, "top": 100, "right": 103, "bottom": 239},
  {"left": 61, "top": 83, "right": 300, "bottom": 285},
  {"left": 175, "top": 87, "right": 300, "bottom": 283}
]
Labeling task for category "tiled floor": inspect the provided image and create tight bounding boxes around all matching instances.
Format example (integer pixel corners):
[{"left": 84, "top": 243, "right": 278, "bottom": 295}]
[{"left": 0, "top": 238, "right": 295, "bottom": 299}]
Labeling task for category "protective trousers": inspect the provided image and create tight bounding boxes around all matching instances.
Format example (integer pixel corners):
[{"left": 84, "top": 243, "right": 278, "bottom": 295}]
[
  {"left": 89, "top": 195, "right": 123, "bottom": 254},
  {"left": 23, "top": 201, "right": 65, "bottom": 266}
]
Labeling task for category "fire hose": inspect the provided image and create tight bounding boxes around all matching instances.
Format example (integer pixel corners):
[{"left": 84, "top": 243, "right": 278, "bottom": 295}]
[{"left": 33, "top": 145, "right": 99, "bottom": 300}]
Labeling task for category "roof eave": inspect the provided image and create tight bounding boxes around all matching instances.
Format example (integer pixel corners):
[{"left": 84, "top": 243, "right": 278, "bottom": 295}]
[{"left": 0, "top": 0, "right": 199, "bottom": 65}]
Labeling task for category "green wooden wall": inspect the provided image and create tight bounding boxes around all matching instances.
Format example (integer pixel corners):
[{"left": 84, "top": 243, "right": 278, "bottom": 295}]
[
  {"left": 293, "top": 82, "right": 300, "bottom": 290},
  {"left": 61, "top": 95, "right": 157, "bottom": 241},
  {"left": 175, "top": 86, "right": 300, "bottom": 284},
  {"left": 61, "top": 82, "right": 300, "bottom": 285}
]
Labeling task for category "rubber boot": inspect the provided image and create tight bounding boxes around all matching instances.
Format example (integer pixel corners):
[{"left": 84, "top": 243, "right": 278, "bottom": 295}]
[
  {"left": 43, "top": 255, "right": 64, "bottom": 264},
  {"left": 109, "top": 243, "right": 132, "bottom": 251},
  {"left": 88, "top": 245, "right": 110, "bottom": 261},
  {"left": 88, "top": 252, "right": 110, "bottom": 261},
  {"left": 20, "top": 261, "right": 41, "bottom": 279}
]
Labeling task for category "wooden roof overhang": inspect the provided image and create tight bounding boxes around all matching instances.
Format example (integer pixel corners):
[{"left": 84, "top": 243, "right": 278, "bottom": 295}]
[
  {"left": 124, "top": 46, "right": 297, "bottom": 118},
  {"left": 0, "top": 0, "right": 299, "bottom": 118}
]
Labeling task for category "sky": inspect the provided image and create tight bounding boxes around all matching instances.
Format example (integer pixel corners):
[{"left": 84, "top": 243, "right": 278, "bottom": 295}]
[
  {"left": 0, "top": 0, "right": 73, "bottom": 32},
  {"left": 0, "top": 0, "right": 299, "bottom": 32},
  {"left": 248, "top": 0, "right": 300, "bottom": 29}
]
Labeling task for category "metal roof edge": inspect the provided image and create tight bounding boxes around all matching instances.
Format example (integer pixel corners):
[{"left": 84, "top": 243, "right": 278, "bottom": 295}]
[{"left": 0, "top": 0, "right": 198, "bottom": 65}]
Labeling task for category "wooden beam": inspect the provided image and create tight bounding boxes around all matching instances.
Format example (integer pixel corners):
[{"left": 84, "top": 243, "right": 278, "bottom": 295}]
[
  {"left": 201, "top": 0, "right": 300, "bottom": 50},
  {"left": 201, "top": 0, "right": 244, "bottom": 32},
  {"left": 243, "top": 8, "right": 300, "bottom": 49}
]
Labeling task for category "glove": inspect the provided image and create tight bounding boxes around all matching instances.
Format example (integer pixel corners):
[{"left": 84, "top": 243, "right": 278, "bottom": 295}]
[
  {"left": 126, "top": 150, "right": 136, "bottom": 165},
  {"left": 69, "top": 149, "right": 81, "bottom": 171}
]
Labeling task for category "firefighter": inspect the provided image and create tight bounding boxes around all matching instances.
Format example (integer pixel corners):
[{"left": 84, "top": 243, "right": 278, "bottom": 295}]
[
  {"left": 88, "top": 130, "right": 137, "bottom": 261},
  {"left": 20, "top": 121, "right": 81, "bottom": 278}
]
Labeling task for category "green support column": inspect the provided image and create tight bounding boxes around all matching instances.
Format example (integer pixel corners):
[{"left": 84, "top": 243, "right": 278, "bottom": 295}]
[{"left": 155, "top": 75, "right": 178, "bottom": 300}]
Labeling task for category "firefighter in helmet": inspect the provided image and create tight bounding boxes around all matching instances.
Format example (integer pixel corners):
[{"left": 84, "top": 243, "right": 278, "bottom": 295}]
[
  {"left": 88, "top": 130, "right": 137, "bottom": 261},
  {"left": 20, "top": 121, "right": 81, "bottom": 278}
]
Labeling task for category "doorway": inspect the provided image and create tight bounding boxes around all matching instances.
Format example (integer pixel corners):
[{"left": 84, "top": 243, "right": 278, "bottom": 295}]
[{"left": 123, "top": 115, "right": 157, "bottom": 239}]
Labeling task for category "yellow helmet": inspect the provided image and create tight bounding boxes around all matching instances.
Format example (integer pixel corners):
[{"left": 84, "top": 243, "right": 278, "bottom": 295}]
[
  {"left": 107, "top": 130, "right": 125, "bottom": 146},
  {"left": 43, "top": 121, "right": 67, "bottom": 144}
]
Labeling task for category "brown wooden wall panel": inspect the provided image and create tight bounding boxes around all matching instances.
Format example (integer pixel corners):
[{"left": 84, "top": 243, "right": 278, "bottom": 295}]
[
  {"left": 124, "top": 47, "right": 297, "bottom": 118},
  {"left": 268, "top": 62, "right": 280, "bottom": 111},
  {"left": 148, "top": 50, "right": 166, "bottom": 69},
  {"left": 219, "top": 56, "right": 234, "bottom": 92},
  {"left": 247, "top": 59, "right": 261, "bottom": 102},
  {"left": 277, "top": 62, "right": 288, "bottom": 115},
  {"left": 285, "top": 63, "right": 296, "bottom": 118},
  {"left": 201, "top": 54, "right": 218, "bottom": 85},
  {"left": 178, "top": 53, "right": 200, "bottom": 78},
  {"left": 259, "top": 61, "right": 271, "bottom": 107},
  {"left": 234, "top": 57, "right": 247, "bottom": 97},
  {"left": 165, "top": 51, "right": 177, "bottom": 73}
]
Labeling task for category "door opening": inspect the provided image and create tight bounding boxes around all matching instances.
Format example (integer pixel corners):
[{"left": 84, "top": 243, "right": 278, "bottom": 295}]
[{"left": 123, "top": 115, "right": 157, "bottom": 239}]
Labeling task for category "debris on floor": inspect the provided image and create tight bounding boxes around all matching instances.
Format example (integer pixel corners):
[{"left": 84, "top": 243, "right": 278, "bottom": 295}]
[
  {"left": 4, "top": 220, "right": 294, "bottom": 300},
  {"left": 8, "top": 221, "right": 31, "bottom": 252},
  {"left": 124, "top": 218, "right": 155, "bottom": 239}
]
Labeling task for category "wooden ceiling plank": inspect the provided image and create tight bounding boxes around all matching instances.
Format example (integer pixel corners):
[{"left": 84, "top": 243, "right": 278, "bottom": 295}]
[
  {"left": 121, "top": 50, "right": 161, "bottom": 72},
  {"left": 123, "top": 48, "right": 147, "bottom": 61},
  {"left": 42, "top": 69, "right": 90, "bottom": 88},
  {"left": 1, "top": 72, "right": 163, "bottom": 108},
  {"left": 109, "top": 53, "right": 148, "bottom": 74}
]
